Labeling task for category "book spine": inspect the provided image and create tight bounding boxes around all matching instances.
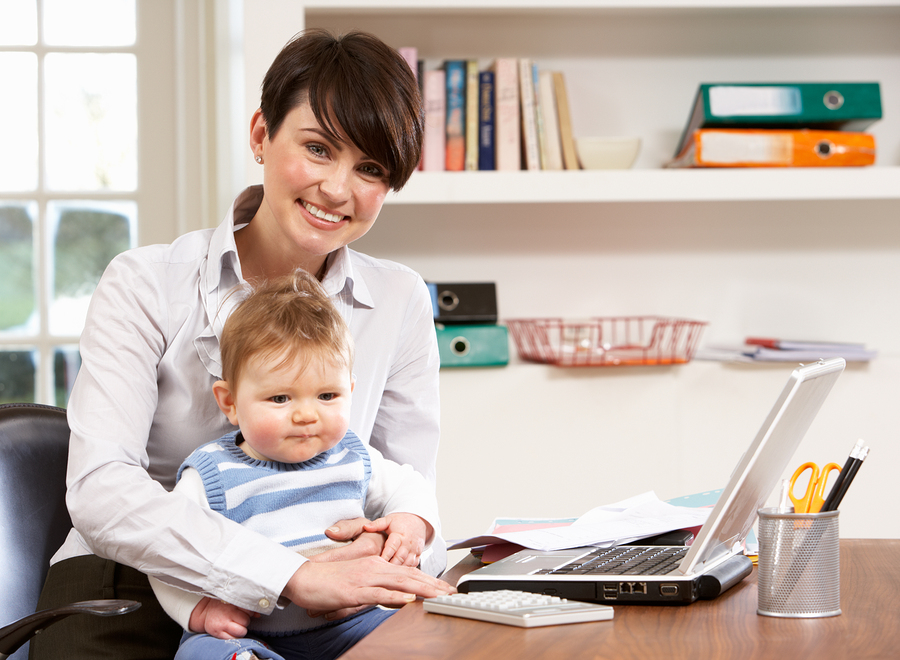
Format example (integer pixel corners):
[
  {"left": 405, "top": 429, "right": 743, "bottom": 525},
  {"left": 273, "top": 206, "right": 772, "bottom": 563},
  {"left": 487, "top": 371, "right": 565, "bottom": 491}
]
[
  {"left": 538, "top": 70, "right": 563, "bottom": 170},
  {"left": 397, "top": 47, "right": 418, "bottom": 83},
  {"left": 444, "top": 60, "right": 467, "bottom": 172},
  {"left": 553, "top": 71, "right": 579, "bottom": 170},
  {"left": 478, "top": 70, "right": 495, "bottom": 171},
  {"left": 492, "top": 58, "right": 520, "bottom": 171},
  {"left": 518, "top": 58, "right": 541, "bottom": 171},
  {"left": 421, "top": 69, "right": 446, "bottom": 172},
  {"left": 465, "top": 60, "right": 480, "bottom": 171}
]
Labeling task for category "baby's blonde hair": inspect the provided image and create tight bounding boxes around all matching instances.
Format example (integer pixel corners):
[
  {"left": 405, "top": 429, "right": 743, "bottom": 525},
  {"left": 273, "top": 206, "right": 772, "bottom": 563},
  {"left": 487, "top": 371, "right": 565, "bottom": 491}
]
[{"left": 219, "top": 269, "right": 353, "bottom": 387}]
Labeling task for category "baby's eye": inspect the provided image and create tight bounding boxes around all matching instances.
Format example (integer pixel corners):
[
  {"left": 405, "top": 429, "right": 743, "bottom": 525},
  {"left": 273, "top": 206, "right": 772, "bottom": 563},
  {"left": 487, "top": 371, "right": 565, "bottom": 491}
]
[
  {"left": 271, "top": 395, "right": 289, "bottom": 404},
  {"left": 318, "top": 393, "right": 336, "bottom": 402}
]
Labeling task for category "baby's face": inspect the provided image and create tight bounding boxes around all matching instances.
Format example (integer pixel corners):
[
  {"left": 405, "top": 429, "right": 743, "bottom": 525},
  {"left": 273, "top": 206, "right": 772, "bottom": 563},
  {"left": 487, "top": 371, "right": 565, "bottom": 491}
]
[{"left": 231, "top": 350, "right": 353, "bottom": 464}]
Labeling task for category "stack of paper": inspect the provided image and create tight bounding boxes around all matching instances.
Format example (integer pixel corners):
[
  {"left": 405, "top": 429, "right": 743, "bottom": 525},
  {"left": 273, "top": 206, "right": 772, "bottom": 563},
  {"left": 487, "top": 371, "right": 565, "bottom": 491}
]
[
  {"left": 448, "top": 492, "right": 712, "bottom": 554},
  {"left": 696, "top": 337, "right": 877, "bottom": 363}
]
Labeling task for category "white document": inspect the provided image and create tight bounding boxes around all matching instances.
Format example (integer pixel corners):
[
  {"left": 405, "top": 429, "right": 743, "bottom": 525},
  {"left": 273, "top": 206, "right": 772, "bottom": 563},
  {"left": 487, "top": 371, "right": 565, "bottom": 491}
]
[{"left": 448, "top": 492, "right": 711, "bottom": 552}]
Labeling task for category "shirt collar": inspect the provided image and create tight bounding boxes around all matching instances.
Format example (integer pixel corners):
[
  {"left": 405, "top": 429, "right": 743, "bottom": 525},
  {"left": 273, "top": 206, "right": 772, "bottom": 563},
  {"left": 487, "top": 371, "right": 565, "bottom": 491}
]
[
  {"left": 320, "top": 246, "right": 374, "bottom": 310},
  {"left": 201, "top": 185, "right": 263, "bottom": 296}
]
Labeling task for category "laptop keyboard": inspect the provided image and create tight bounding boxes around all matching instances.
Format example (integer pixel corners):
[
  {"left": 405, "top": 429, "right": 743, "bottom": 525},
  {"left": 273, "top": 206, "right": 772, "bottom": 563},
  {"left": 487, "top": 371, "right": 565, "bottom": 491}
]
[{"left": 533, "top": 546, "right": 689, "bottom": 577}]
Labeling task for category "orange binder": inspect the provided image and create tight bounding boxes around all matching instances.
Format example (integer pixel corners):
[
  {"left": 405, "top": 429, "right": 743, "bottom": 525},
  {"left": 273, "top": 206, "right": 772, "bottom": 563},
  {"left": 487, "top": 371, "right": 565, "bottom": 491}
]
[{"left": 666, "top": 129, "right": 876, "bottom": 168}]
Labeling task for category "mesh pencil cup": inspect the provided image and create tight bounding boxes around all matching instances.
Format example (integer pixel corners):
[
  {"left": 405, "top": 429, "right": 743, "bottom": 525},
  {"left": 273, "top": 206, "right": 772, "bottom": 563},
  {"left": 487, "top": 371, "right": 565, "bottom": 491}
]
[{"left": 756, "top": 507, "right": 840, "bottom": 618}]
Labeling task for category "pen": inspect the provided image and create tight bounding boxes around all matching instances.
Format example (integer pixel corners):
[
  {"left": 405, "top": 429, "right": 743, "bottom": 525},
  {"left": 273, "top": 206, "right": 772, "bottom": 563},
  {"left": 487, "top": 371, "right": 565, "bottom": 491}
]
[
  {"left": 823, "top": 446, "right": 868, "bottom": 512},
  {"left": 820, "top": 439, "right": 865, "bottom": 512},
  {"left": 778, "top": 479, "right": 791, "bottom": 513}
]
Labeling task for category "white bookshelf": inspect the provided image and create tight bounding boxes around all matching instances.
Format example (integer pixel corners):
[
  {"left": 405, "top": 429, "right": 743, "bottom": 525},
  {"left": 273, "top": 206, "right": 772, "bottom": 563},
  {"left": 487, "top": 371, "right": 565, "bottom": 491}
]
[
  {"left": 389, "top": 168, "right": 900, "bottom": 204},
  {"left": 293, "top": 0, "right": 900, "bottom": 205}
]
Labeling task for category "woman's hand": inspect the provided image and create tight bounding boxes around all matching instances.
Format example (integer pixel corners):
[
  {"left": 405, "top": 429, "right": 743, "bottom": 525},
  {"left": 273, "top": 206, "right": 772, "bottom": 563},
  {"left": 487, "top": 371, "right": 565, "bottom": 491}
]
[
  {"left": 309, "top": 517, "right": 387, "bottom": 562},
  {"left": 285, "top": 555, "right": 455, "bottom": 620}
]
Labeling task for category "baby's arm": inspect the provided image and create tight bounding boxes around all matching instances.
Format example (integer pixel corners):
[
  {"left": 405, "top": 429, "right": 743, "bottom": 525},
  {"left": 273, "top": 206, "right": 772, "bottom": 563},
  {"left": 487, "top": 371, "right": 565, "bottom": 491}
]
[
  {"left": 362, "top": 513, "right": 433, "bottom": 567},
  {"left": 188, "top": 597, "right": 256, "bottom": 639},
  {"left": 149, "top": 467, "right": 258, "bottom": 637}
]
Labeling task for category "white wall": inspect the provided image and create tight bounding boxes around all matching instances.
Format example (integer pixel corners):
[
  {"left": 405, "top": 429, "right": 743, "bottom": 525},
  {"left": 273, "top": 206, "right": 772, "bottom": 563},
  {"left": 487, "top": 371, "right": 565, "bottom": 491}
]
[
  {"left": 239, "top": 2, "right": 900, "bottom": 543},
  {"left": 354, "top": 199, "right": 900, "bottom": 542}
]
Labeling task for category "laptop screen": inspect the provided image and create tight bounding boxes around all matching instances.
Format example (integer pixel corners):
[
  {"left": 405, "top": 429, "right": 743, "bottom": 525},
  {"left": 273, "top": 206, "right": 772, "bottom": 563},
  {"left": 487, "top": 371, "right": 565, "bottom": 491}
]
[{"left": 678, "top": 358, "right": 845, "bottom": 575}]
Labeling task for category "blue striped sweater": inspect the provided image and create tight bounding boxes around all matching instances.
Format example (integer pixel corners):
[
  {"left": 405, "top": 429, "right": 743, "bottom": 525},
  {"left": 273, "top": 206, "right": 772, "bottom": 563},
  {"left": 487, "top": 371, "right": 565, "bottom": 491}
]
[{"left": 179, "top": 429, "right": 375, "bottom": 634}]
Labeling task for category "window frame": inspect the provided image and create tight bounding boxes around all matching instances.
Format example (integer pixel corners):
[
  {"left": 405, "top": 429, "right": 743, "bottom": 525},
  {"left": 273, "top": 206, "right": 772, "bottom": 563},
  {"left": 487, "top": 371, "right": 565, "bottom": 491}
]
[{"left": 0, "top": 0, "right": 227, "bottom": 405}]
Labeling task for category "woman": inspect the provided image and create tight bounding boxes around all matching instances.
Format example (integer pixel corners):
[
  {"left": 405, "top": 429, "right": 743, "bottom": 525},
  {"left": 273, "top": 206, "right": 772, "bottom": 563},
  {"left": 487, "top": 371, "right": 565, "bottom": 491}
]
[{"left": 32, "top": 29, "right": 450, "bottom": 659}]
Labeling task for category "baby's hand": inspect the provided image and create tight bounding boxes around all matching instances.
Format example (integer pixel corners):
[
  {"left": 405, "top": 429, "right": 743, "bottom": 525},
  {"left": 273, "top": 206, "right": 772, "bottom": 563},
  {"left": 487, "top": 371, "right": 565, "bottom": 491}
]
[
  {"left": 189, "top": 596, "right": 257, "bottom": 640},
  {"left": 363, "top": 513, "right": 432, "bottom": 567}
]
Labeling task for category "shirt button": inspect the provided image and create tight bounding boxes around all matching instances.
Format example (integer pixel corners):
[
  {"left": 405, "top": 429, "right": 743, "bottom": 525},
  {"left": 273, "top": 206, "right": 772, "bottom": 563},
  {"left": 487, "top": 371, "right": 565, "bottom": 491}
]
[{"left": 259, "top": 598, "right": 270, "bottom": 608}]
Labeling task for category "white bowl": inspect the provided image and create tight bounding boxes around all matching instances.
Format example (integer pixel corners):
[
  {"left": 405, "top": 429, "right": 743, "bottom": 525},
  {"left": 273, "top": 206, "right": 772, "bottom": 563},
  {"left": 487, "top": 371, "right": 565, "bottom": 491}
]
[{"left": 575, "top": 137, "right": 641, "bottom": 170}]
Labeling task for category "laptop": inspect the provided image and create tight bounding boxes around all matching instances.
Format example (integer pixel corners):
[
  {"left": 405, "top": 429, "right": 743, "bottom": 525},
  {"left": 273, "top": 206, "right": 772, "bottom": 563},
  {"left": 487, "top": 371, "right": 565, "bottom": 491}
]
[{"left": 458, "top": 357, "right": 846, "bottom": 604}]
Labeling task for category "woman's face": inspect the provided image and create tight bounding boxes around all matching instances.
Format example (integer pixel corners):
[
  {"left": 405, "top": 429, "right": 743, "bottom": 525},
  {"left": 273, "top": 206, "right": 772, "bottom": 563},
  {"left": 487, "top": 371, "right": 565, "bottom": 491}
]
[{"left": 250, "top": 101, "right": 390, "bottom": 272}]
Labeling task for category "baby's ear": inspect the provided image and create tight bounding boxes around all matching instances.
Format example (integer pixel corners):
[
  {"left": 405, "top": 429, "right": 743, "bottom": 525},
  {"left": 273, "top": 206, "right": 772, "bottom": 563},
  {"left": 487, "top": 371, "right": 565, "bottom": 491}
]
[{"left": 212, "top": 380, "right": 239, "bottom": 426}]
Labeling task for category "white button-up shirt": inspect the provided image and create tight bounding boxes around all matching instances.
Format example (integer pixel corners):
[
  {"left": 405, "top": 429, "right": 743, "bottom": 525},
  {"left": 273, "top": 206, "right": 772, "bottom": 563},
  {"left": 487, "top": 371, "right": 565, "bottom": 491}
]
[{"left": 54, "top": 186, "right": 444, "bottom": 614}]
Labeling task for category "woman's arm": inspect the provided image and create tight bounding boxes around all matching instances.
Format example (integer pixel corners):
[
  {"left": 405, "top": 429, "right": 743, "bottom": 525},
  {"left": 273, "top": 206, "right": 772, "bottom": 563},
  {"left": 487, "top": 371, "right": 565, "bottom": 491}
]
[{"left": 65, "top": 250, "right": 304, "bottom": 614}]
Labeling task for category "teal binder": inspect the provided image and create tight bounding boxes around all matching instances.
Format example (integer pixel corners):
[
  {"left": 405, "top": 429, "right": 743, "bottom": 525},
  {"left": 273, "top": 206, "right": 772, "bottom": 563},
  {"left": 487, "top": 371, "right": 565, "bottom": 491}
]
[
  {"left": 674, "top": 82, "right": 882, "bottom": 156},
  {"left": 435, "top": 324, "right": 509, "bottom": 368}
]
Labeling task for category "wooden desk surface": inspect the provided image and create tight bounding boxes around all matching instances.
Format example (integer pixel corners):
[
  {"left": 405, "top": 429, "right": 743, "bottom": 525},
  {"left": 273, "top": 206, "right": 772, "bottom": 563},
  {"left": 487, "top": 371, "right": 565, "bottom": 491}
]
[{"left": 340, "top": 539, "right": 899, "bottom": 660}]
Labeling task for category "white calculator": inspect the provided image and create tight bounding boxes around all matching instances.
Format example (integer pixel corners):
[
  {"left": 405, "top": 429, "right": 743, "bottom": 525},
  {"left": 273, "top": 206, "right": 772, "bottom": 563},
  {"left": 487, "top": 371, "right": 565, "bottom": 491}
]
[{"left": 423, "top": 590, "right": 614, "bottom": 628}]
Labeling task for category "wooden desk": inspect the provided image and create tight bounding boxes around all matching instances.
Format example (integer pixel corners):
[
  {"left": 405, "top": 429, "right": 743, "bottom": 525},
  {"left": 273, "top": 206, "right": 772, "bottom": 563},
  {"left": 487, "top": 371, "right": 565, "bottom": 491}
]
[{"left": 340, "top": 540, "right": 899, "bottom": 659}]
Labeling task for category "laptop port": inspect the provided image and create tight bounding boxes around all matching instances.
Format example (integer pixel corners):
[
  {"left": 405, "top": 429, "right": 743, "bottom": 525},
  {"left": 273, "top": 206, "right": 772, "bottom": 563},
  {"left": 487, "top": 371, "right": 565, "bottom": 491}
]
[
  {"left": 660, "top": 584, "right": 679, "bottom": 596},
  {"left": 619, "top": 582, "right": 647, "bottom": 595},
  {"left": 601, "top": 584, "right": 618, "bottom": 599}
]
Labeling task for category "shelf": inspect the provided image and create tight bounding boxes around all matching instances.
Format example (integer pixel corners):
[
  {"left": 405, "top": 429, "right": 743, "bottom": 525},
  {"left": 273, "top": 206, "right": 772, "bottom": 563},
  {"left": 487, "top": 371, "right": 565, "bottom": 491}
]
[
  {"left": 387, "top": 167, "right": 900, "bottom": 204},
  {"left": 304, "top": 1, "right": 900, "bottom": 12}
]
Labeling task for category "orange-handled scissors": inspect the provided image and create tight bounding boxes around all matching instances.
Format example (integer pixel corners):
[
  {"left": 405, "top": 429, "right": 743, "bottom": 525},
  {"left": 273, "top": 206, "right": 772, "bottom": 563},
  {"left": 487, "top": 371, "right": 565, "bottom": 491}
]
[{"left": 789, "top": 462, "right": 842, "bottom": 513}]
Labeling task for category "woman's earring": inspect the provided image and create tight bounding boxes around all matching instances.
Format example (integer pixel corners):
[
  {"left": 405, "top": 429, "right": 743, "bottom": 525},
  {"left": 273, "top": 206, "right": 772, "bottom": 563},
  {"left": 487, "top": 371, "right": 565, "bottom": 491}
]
[{"left": 255, "top": 154, "right": 263, "bottom": 164}]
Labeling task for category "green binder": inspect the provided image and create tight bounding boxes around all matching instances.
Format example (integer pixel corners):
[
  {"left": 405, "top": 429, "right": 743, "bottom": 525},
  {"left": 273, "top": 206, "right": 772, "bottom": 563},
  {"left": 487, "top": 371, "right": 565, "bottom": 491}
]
[
  {"left": 435, "top": 324, "right": 509, "bottom": 368},
  {"left": 674, "top": 82, "right": 882, "bottom": 156}
]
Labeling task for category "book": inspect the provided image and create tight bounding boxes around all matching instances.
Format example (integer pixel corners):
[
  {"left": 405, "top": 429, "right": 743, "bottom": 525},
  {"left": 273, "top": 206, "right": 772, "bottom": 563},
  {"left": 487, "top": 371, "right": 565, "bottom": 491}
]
[
  {"left": 532, "top": 64, "right": 547, "bottom": 170},
  {"left": 491, "top": 58, "right": 520, "bottom": 171},
  {"left": 421, "top": 69, "right": 446, "bottom": 171},
  {"left": 518, "top": 58, "right": 541, "bottom": 171},
  {"left": 674, "top": 82, "right": 882, "bottom": 157},
  {"left": 666, "top": 128, "right": 876, "bottom": 168},
  {"left": 397, "top": 48, "right": 421, "bottom": 170},
  {"left": 553, "top": 71, "right": 579, "bottom": 170},
  {"left": 537, "top": 70, "right": 564, "bottom": 170},
  {"left": 397, "top": 46, "right": 418, "bottom": 82},
  {"left": 478, "top": 70, "right": 496, "bottom": 170},
  {"left": 444, "top": 60, "right": 467, "bottom": 171},
  {"left": 465, "top": 60, "right": 480, "bottom": 171}
]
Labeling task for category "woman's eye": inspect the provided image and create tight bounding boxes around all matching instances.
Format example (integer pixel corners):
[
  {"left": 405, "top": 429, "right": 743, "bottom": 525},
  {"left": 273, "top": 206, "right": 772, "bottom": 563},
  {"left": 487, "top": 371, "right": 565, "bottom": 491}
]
[
  {"left": 271, "top": 395, "right": 289, "bottom": 404},
  {"left": 307, "top": 143, "right": 327, "bottom": 158},
  {"left": 360, "top": 163, "right": 387, "bottom": 179}
]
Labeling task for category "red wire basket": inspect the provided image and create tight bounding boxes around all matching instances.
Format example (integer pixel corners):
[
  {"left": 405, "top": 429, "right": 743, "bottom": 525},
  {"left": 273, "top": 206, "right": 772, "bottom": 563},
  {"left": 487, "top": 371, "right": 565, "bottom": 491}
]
[{"left": 505, "top": 317, "right": 707, "bottom": 367}]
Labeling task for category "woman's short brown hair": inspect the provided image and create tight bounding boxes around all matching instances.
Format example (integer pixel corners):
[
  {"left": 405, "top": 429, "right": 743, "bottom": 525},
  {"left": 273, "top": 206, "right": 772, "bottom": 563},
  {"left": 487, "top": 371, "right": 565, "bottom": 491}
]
[{"left": 260, "top": 28, "right": 423, "bottom": 191}]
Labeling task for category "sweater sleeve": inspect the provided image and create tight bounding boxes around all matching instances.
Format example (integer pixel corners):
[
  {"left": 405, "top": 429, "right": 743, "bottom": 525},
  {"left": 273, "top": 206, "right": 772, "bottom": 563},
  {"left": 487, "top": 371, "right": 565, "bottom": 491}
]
[{"left": 363, "top": 443, "right": 443, "bottom": 564}]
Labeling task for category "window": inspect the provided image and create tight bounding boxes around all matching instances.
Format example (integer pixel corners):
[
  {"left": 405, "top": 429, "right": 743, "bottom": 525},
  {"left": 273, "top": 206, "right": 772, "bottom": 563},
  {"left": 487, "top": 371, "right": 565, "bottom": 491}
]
[{"left": 0, "top": 0, "right": 208, "bottom": 406}]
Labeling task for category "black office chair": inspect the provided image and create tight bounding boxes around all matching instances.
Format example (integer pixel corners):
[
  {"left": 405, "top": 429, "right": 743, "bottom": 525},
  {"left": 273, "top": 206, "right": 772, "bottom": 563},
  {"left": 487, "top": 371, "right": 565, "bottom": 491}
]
[{"left": 0, "top": 403, "right": 138, "bottom": 659}]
